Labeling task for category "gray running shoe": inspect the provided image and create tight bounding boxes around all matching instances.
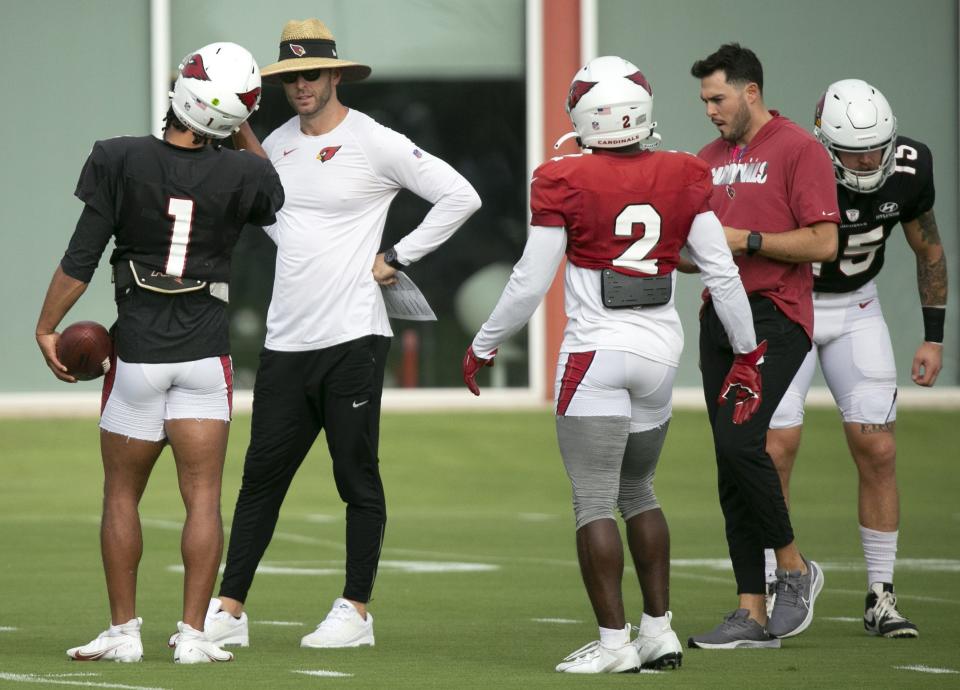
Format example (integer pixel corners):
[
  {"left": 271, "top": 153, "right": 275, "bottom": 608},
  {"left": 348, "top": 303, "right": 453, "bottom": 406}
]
[
  {"left": 687, "top": 609, "right": 781, "bottom": 649},
  {"left": 767, "top": 556, "right": 824, "bottom": 638}
]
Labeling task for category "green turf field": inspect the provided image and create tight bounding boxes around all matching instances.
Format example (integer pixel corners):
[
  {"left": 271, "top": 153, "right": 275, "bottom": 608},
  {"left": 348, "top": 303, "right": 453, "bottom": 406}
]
[{"left": 1, "top": 409, "right": 958, "bottom": 688}]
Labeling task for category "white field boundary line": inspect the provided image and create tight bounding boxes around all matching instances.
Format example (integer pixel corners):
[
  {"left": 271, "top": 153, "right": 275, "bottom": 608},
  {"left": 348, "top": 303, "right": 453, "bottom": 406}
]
[
  {"left": 894, "top": 665, "right": 959, "bottom": 675},
  {"left": 0, "top": 673, "right": 167, "bottom": 690},
  {"left": 292, "top": 670, "right": 353, "bottom": 678},
  {"left": 3, "top": 386, "right": 959, "bottom": 417}
]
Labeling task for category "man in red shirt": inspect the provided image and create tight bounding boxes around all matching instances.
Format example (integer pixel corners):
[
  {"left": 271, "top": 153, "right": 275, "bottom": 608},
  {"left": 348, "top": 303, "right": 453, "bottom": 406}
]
[{"left": 686, "top": 44, "right": 839, "bottom": 649}]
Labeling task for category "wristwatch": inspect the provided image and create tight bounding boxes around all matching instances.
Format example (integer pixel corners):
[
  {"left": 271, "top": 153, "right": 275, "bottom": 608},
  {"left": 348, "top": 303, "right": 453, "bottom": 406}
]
[
  {"left": 383, "top": 246, "right": 404, "bottom": 271},
  {"left": 746, "top": 231, "right": 763, "bottom": 256}
]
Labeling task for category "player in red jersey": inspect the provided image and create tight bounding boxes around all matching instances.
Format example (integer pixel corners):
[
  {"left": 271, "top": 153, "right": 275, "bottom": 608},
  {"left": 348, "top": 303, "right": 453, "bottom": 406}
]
[
  {"left": 687, "top": 43, "right": 838, "bottom": 649},
  {"left": 463, "top": 56, "right": 761, "bottom": 673}
]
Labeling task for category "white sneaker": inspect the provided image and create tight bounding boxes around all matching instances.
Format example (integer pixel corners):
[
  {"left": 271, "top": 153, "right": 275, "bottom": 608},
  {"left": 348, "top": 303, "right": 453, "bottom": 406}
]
[
  {"left": 555, "top": 638, "right": 640, "bottom": 674},
  {"left": 168, "top": 598, "right": 249, "bottom": 648},
  {"left": 300, "top": 598, "right": 375, "bottom": 649},
  {"left": 173, "top": 622, "right": 234, "bottom": 663},
  {"left": 633, "top": 611, "right": 682, "bottom": 670},
  {"left": 67, "top": 617, "right": 143, "bottom": 662}
]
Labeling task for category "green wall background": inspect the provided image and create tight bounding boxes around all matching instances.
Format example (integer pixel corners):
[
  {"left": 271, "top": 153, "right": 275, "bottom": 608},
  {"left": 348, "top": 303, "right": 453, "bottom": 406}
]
[
  {"left": 598, "top": 0, "right": 959, "bottom": 388},
  {"left": 1, "top": 0, "right": 955, "bottom": 391}
]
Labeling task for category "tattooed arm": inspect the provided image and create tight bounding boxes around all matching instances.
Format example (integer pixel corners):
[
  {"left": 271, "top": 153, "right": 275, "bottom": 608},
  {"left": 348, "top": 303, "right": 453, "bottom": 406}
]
[{"left": 902, "top": 208, "right": 947, "bottom": 386}]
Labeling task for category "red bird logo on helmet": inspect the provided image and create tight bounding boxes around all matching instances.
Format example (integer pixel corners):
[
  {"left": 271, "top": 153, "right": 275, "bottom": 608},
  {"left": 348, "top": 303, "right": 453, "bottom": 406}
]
[
  {"left": 567, "top": 80, "right": 596, "bottom": 110},
  {"left": 182, "top": 53, "right": 211, "bottom": 81},
  {"left": 626, "top": 71, "right": 653, "bottom": 95},
  {"left": 317, "top": 146, "right": 342, "bottom": 163},
  {"left": 237, "top": 87, "right": 261, "bottom": 113}
]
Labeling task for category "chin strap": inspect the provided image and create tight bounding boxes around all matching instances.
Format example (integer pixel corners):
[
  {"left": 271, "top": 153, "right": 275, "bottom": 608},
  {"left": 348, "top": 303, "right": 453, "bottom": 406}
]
[
  {"left": 640, "top": 132, "right": 662, "bottom": 150},
  {"left": 553, "top": 131, "right": 580, "bottom": 150}
]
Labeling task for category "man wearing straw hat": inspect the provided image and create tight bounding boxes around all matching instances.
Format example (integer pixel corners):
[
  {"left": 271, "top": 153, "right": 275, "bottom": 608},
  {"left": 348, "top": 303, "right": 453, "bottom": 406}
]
[{"left": 200, "top": 18, "right": 481, "bottom": 650}]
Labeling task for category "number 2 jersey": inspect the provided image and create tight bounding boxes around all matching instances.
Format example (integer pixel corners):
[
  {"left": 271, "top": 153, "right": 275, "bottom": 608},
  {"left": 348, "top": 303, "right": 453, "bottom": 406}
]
[
  {"left": 813, "top": 135, "right": 935, "bottom": 293},
  {"left": 531, "top": 148, "right": 715, "bottom": 366},
  {"left": 60, "top": 135, "right": 284, "bottom": 363}
]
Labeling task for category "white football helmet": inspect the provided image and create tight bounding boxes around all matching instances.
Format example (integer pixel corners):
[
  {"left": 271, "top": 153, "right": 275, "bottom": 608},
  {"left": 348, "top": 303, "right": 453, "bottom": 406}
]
[
  {"left": 170, "top": 42, "right": 262, "bottom": 139},
  {"left": 556, "top": 56, "right": 658, "bottom": 150},
  {"left": 814, "top": 79, "right": 897, "bottom": 193}
]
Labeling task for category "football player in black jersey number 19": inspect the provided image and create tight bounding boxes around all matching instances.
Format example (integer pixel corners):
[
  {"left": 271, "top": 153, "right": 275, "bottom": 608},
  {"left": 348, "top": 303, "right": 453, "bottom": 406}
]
[
  {"left": 35, "top": 42, "right": 284, "bottom": 663},
  {"left": 764, "top": 79, "right": 947, "bottom": 639}
]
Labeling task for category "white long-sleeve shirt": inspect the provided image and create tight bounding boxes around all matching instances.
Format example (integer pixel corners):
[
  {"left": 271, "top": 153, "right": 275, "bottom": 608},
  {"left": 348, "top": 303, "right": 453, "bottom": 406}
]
[
  {"left": 472, "top": 212, "right": 756, "bottom": 362},
  {"left": 261, "top": 109, "right": 481, "bottom": 351}
]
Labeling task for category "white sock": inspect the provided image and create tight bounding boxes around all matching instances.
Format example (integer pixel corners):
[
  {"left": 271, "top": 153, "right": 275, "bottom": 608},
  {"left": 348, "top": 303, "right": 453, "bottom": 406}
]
[
  {"left": 599, "top": 624, "right": 630, "bottom": 648},
  {"left": 639, "top": 613, "right": 668, "bottom": 635},
  {"left": 764, "top": 548, "right": 778, "bottom": 584},
  {"left": 860, "top": 524, "right": 897, "bottom": 587}
]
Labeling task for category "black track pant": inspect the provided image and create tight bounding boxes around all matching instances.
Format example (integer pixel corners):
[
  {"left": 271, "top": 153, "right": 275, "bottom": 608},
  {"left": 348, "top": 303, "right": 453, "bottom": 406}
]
[
  {"left": 699, "top": 297, "right": 810, "bottom": 595},
  {"left": 220, "top": 335, "right": 391, "bottom": 604}
]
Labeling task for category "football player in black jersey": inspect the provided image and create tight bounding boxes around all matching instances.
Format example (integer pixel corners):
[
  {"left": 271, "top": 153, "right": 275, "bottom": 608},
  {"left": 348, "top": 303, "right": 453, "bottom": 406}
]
[
  {"left": 765, "top": 79, "right": 947, "bottom": 638},
  {"left": 35, "top": 42, "right": 283, "bottom": 663}
]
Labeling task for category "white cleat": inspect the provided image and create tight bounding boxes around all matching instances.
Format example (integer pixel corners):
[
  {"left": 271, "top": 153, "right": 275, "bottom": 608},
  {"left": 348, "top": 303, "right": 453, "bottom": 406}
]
[
  {"left": 168, "top": 598, "right": 249, "bottom": 648},
  {"left": 173, "top": 622, "right": 234, "bottom": 663},
  {"left": 555, "top": 637, "right": 640, "bottom": 674},
  {"left": 634, "top": 611, "right": 682, "bottom": 670},
  {"left": 67, "top": 617, "right": 143, "bottom": 663},
  {"left": 301, "top": 598, "right": 375, "bottom": 649}
]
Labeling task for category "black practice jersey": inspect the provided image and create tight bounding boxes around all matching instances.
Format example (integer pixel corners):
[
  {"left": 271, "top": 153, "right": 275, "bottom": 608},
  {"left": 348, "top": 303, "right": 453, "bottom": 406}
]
[
  {"left": 61, "top": 135, "right": 284, "bottom": 363},
  {"left": 813, "top": 135, "right": 935, "bottom": 293}
]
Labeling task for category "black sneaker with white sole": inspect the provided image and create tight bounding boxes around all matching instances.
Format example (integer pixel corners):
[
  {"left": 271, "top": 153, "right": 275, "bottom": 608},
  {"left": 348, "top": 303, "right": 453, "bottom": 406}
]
[{"left": 864, "top": 583, "right": 919, "bottom": 638}]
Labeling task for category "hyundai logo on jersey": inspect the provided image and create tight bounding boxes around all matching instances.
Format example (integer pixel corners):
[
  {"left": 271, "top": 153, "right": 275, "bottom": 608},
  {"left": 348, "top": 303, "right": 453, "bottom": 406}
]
[{"left": 879, "top": 201, "right": 899, "bottom": 214}]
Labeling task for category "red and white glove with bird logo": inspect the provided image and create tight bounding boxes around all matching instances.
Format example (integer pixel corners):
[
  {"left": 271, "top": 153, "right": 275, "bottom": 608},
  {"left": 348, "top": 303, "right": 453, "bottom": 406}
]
[{"left": 717, "top": 340, "right": 767, "bottom": 425}]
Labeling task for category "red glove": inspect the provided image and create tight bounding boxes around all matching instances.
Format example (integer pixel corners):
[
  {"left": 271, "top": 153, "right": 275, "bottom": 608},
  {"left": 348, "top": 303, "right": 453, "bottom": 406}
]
[
  {"left": 717, "top": 340, "right": 767, "bottom": 425},
  {"left": 462, "top": 346, "right": 495, "bottom": 396}
]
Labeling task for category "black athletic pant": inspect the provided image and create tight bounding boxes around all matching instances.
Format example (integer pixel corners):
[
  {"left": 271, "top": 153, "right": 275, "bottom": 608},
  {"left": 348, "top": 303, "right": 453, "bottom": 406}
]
[
  {"left": 220, "top": 335, "right": 391, "bottom": 604},
  {"left": 699, "top": 297, "right": 810, "bottom": 595}
]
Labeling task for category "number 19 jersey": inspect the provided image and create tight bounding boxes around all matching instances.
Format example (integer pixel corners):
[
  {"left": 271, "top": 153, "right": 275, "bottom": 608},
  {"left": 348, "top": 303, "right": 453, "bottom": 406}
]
[{"left": 530, "top": 148, "right": 713, "bottom": 366}]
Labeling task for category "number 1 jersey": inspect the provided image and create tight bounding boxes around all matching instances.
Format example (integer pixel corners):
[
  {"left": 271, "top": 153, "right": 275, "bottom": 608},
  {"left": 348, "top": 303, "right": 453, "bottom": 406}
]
[{"left": 61, "top": 135, "right": 283, "bottom": 363}]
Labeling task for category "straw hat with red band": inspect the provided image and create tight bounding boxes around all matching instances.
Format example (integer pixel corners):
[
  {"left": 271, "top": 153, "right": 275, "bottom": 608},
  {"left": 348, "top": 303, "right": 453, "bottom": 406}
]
[{"left": 260, "top": 19, "right": 371, "bottom": 83}]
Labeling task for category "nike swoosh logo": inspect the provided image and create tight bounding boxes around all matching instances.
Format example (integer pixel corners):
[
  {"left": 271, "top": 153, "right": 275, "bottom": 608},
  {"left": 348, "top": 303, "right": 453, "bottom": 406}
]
[
  {"left": 352, "top": 400, "right": 369, "bottom": 408},
  {"left": 859, "top": 300, "right": 874, "bottom": 309},
  {"left": 282, "top": 148, "right": 297, "bottom": 157},
  {"left": 71, "top": 643, "right": 125, "bottom": 660}
]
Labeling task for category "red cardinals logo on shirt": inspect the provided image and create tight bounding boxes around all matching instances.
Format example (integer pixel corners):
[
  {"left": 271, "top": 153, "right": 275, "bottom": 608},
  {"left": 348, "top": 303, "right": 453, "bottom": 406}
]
[
  {"left": 181, "top": 53, "right": 210, "bottom": 80},
  {"left": 317, "top": 146, "right": 342, "bottom": 163},
  {"left": 237, "top": 87, "right": 261, "bottom": 112}
]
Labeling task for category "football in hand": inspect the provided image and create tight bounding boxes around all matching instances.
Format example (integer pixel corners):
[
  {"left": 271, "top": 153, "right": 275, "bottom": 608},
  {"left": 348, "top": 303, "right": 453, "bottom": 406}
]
[{"left": 56, "top": 321, "right": 113, "bottom": 381}]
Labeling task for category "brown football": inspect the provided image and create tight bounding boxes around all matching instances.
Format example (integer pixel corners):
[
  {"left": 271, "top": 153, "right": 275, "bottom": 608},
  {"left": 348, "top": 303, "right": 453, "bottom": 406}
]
[{"left": 56, "top": 321, "right": 113, "bottom": 381}]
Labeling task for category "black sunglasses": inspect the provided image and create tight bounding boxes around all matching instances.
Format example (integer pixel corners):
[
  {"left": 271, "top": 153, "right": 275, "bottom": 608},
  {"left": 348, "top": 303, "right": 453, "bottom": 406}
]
[{"left": 279, "top": 69, "right": 324, "bottom": 84}]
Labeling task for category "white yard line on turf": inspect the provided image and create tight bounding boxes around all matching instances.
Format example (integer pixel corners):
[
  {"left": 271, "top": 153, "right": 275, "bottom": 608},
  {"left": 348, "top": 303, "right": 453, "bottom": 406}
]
[
  {"left": 0, "top": 673, "right": 167, "bottom": 690},
  {"left": 532, "top": 618, "right": 580, "bottom": 624},
  {"left": 257, "top": 621, "right": 304, "bottom": 626},
  {"left": 293, "top": 670, "right": 353, "bottom": 678},
  {"left": 823, "top": 617, "right": 861, "bottom": 623},
  {"left": 0, "top": 627, "right": 17, "bottom": 632},
  {"left": 894, "top": 665, "right": 959, "bottom": 674}
]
